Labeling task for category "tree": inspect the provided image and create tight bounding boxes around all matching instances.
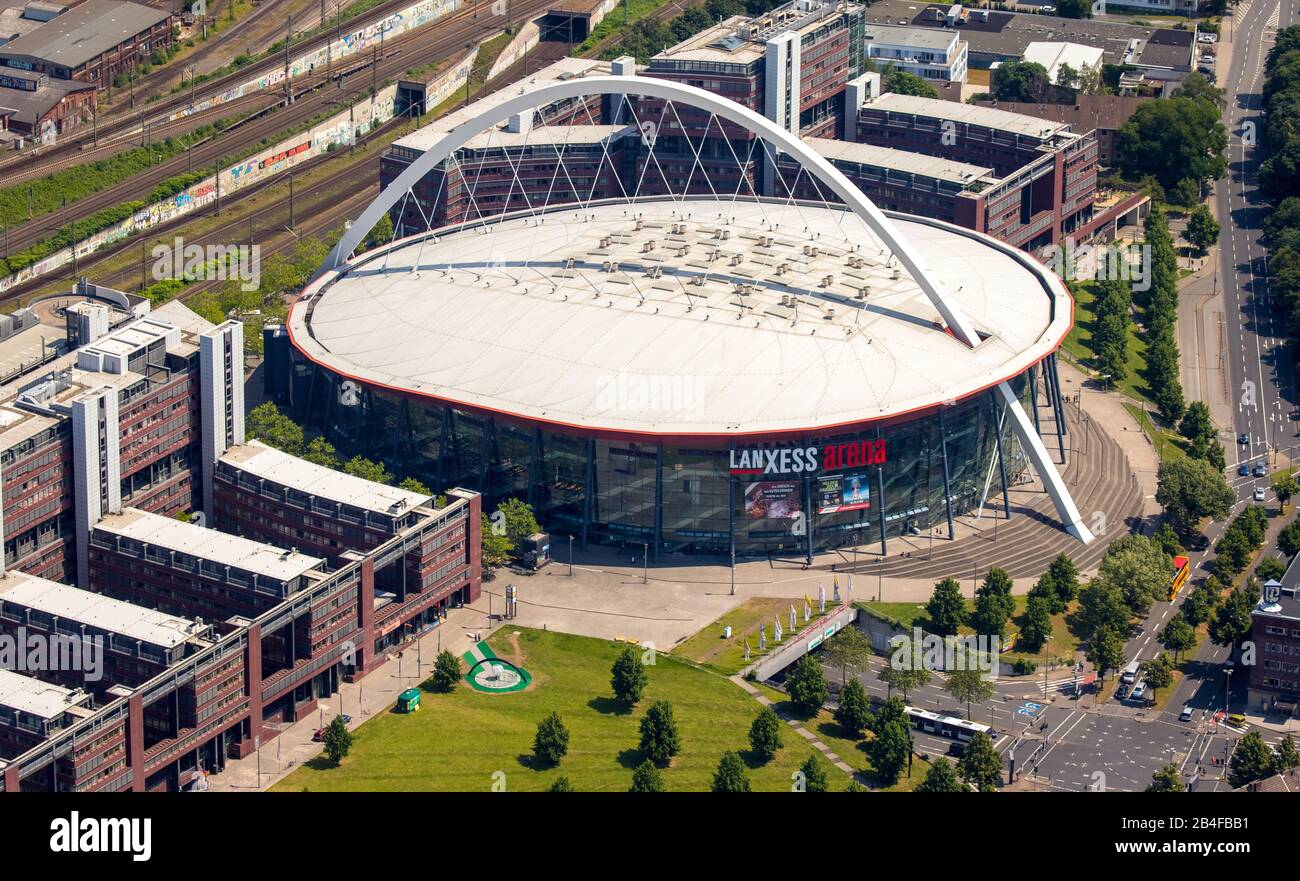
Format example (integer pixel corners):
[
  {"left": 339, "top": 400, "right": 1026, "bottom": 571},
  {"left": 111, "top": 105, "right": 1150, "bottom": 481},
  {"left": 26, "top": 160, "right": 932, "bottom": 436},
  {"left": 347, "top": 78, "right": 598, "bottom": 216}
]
[
  {"left": 1276, "top": 734, "right": 1300, "bottom": 770},
  {"left": 957, "top": 731, "right": 1002, "bottom": 791},
  {"left": 1147, "top": 763, "right": 1185, "bottom": 792},
  {"left": 798, "top": 753, "right": 831, "bottom": 792},
  {"left": 866, "top": 718, "right": 912, "bottom": 786},
  {"left": 1156, "top": 457, "right": 1235, "bottom": 532},
  {"left": 1178, "top": 401, "right": 1215, "bottom": 446},
  {"left": 1153, "top": 522, "right": 1184, "bottom": 559},
  {"left": 399, "top": 476, "right": 432, "bottom": 495},
  {"left": 1209, "top": 584, "right": 1257, "bottom": 648},
  {"left": 1181, "top": 579, "right": 1220, "bottom": 628},
  {"left": 532, "top": 711, "right": 570, "bottom": 767},
  {"left": 1115, "top": 97, "right": 1228, "bottom": 190},
  {"left": 971, "top": 568, "right": 1015, "bottom": 637},
  {"left": 246, "top": 402, "right": 304, "bottom": 454},
  {"left": 548, "top": 776, "right": 573, "bottom": 792},
  {"left": 1045, "top": 553, "right": 1080, "bottom": 609},
  {"left": 638, "top": 700, "right": 682, "bottom": 766},
  {"left": 343, "top": 455, "right": 394, "bottom": 485},
  {"left": 915, "top": 757, "right": 966, "bottom": 792},
  {"left": 1273, "top": 473, "right": 1300, "bottom": 511},
  {"left": 786, "top": 654, "right": 829, "bottom": 716},
  {"left": 1055, "top": 0, "right": 1091, "bottom": 18},
  {"left": 481, "top": 514, "right": 514, "bottom": 568},
  {"left": 1229, "top": 731, "right": 1278, "bottom": 788},
  {"left": 432, "top": 649, "right": 461, "bottom": 691},
  {"left": 925, "top": 577, "right": 967, "bottom": 636},
  {"left": 1087, "top": 624, "right": 1127, "bottom": 687},
  {"left": 1141, "top": 652, "right": 1174, "bottom": 692},
  {"left": 1089, "top": 275, "right": 1132, "bottom": 381},
  {"left": 1098, "top": 534, "right": 1173, "bottom": 615},
  {"left": 610, "top": 646, "right": 647, "bottom": 705},
  {"left": 1159, "top": 615, "right": 1196, "bottom": 662},
  {"left": 822, "top": 627, "right": 871, "bottom": 686},
  {"left": 992, "top": 61, "right": 1051, "bottom": 102},
  {"left": 1280, "top": 519, "right": 1300, "bottom": 557},
  {"left": 1173, "top": 71, "right": 1227, "bottom": 110},
  {"left": 629, "top": 759, "right": 665, "bottom": 792},
  {"left": 1018, "top": 594, "right": 1054, "bottom": 653},
  {"left": 711, "top": 750, "right": 751, "bottom": 792},
  {"left": 834, "top": 678, "right": 872, "bottom": 737},
  {"left": 1185, "top": 204, "right": 1221, "bottom": 255},
  {"left": 495, "top": 498, "right": 542, "bottom": 556},
  {"left": 302, "top": 436, "right": 340, "bottom": 469},
  {"left": 748, "top": 706, "right": 784, "bottom": 763},
  {"left": 944, "top": 669, "right": 994, "bottom": 721},
  {"left": 883, "top": 65, "right": 939, "bottom": 98},
  {"left": 1079, "top": 578, "right": 1131, "bottom": 634},
  {"left": 321, "top": 716, "right": 352, "bottom": 766},
  {"left": 1257, "top": 555, "right": 1287, "bottom": 583}
]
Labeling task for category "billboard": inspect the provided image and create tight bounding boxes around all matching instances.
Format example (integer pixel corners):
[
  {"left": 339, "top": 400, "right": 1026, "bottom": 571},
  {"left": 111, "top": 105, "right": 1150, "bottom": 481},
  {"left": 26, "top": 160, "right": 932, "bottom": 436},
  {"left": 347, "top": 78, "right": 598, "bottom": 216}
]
[
  {"left": 744, "top": 481, "right": 802, "bottom": 521},
  {"left": 816, "top": 471, "right": 871, "bottom": 514}
]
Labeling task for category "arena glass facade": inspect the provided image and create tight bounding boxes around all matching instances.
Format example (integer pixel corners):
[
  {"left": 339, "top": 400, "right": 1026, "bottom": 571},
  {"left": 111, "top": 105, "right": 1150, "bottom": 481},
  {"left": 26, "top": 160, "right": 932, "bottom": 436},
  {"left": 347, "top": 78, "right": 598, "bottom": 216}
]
[{"left": 271, "top": 351, "right": 1043, "bottom": 560}]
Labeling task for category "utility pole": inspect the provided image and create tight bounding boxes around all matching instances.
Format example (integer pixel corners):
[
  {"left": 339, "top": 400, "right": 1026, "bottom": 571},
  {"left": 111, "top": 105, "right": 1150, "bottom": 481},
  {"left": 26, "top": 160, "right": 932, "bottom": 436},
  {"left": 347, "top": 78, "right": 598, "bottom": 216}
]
[
  {"left": 140, "top": 238, "right": 147, "bottom": 292},
  {"left": 214, "top": 161, "right": 221, "bottom": 216},
  {"left": 288, "top": 173, "right": 294, "bottom": 228},
  {"left": 284, "top": 14, "right": 293, "bottom": 105},
  {"left": 92, "top": 100, "right": 97, "bottom": 147}
]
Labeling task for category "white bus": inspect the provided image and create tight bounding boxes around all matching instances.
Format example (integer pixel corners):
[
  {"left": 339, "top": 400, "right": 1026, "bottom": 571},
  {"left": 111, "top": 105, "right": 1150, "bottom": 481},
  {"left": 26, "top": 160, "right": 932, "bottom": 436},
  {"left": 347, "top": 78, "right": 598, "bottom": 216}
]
[{"left": 905, "top": 706, "right": 993, "bottom": 742}]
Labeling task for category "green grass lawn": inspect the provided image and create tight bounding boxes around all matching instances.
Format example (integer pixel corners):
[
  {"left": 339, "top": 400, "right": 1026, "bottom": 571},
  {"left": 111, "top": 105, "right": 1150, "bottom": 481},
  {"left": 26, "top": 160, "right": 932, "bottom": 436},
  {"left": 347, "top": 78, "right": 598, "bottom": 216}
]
[
  {"left": 1123, "top": 402, "right": 1190, "bottom": 464},
  {"left": 756, "top": 684, "right": 931, "bottom": 791},
  {"left": 274, "top": 628, "right": 852, "bottom": 792},
  {"left": 673, "top": 597, "right": 834, "bottom": 675},
  {"left": 1062, "top": 280, "right": 1154, "bottom": 406},
  {"left": 860, "top": 597, "right": 1083, "bottom": 671}
]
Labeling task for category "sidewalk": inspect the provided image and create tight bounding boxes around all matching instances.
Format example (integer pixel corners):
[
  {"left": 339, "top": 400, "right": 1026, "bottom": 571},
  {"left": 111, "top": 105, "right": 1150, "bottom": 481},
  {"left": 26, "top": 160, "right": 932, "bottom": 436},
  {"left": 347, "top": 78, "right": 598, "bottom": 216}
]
[{"left": 209, "top": 599, "right": 499, "bottom": 791}]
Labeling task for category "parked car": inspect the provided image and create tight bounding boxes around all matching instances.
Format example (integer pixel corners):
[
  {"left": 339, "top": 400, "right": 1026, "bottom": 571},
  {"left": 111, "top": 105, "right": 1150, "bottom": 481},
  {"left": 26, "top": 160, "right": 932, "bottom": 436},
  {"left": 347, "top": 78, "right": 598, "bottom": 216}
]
[
  {"left": 1129, "top": 681, "right": 1148, "bottom": 703},
  {"left": 1189, "top": 533, "right": 1209, "bottom": 551},
  {"left": 1180, "top": 705, "right": 1195, "bottom": 722}
]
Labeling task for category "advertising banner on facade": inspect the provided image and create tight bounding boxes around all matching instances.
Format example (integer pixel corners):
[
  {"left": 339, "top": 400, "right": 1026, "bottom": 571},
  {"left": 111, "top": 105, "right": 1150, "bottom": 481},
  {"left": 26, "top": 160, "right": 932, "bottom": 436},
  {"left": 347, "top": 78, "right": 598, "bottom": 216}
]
[
  {"left": 744, "top": 481, "right": 802, "bottom": 521},
  {"left": 816, "top": 471, "right": 871, "bottom": 514}
]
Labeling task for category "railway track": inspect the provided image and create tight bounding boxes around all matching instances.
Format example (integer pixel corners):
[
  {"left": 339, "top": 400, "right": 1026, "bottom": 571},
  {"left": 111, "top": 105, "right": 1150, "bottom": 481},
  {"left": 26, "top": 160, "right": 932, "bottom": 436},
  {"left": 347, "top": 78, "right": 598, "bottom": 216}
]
[
  {"left": 0, "top": 0, "right": 436, "bottom": 178},
  {"left": 0, "top": 1, "right": 559, "bottom": 262}
]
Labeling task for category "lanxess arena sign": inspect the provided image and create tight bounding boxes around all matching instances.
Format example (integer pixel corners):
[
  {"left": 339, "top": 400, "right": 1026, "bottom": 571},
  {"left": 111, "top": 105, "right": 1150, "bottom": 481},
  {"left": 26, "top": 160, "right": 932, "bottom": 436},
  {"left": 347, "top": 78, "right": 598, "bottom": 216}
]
[{"left": 728, "top": 440, "right": 887, "bottom": 476}]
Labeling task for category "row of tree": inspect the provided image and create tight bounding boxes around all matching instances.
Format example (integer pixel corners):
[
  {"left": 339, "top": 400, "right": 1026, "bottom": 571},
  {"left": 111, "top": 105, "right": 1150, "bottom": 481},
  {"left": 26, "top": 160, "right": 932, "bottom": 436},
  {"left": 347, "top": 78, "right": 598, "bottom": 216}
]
[{"left": 1259, "top": 28, "right": 1300, "bottom": 350}]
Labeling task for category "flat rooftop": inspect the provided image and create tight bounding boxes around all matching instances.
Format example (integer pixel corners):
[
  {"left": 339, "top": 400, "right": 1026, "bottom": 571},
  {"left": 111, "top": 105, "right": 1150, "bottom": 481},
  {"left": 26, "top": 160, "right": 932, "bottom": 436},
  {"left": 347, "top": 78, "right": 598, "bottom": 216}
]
[
  {"left": 807, "top": 137, "right": 992, "bottom": 185},
  {"left": 392, "top": 56, "right": 612, "bottom": 155},
  {"left": 94, "top": 509, "right": 325, "bottom": 583},
  {"left": 650, "top": 16, "right": 765, "bottom": 65},
  {"left": 862, "top": 0, "right": 1193, "bottom": 69},
  {"left": 0, "top": 570, "right": 208, "bottom": 650},
  {"left": 0, "top": 71, "right": 90, "bottom": 125},
  {"left": 0, "top": 0, "right": 169, "bottom": 70},
  {"left": 220, "top": 440, "right": 431, "bottom": 517},
  {"left": 0, "top": 299, "right": 212, "bottom": 454},
  {"left": 863, "top": 91, "right": 1071, "bottom": 139},
  {"left": 0, "top": 668, "right": 86, "bottom": 720},
  {"left": 291, "top": 197, "right": 1070, "bottom": 437},
  {"left": 863, "top": 21, "right": 960, "bottom": 51}
]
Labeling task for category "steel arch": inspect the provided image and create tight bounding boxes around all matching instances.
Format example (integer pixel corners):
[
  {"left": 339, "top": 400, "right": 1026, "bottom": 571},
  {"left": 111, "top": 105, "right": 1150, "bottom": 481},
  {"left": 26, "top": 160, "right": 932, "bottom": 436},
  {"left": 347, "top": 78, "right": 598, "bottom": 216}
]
[{"left": 322, "top": 74, "right": 984, "bottom": 347}]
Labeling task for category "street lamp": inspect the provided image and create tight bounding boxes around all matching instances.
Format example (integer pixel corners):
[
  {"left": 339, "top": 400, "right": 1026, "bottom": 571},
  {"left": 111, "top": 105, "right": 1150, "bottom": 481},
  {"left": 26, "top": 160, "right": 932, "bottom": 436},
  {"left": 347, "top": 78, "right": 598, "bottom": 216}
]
[
  {"left": 568, "top": 534, "right": 574, "bottom": 576},
  {"left": 642, "top": 542, "right": 648, "bottom": 584}
]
